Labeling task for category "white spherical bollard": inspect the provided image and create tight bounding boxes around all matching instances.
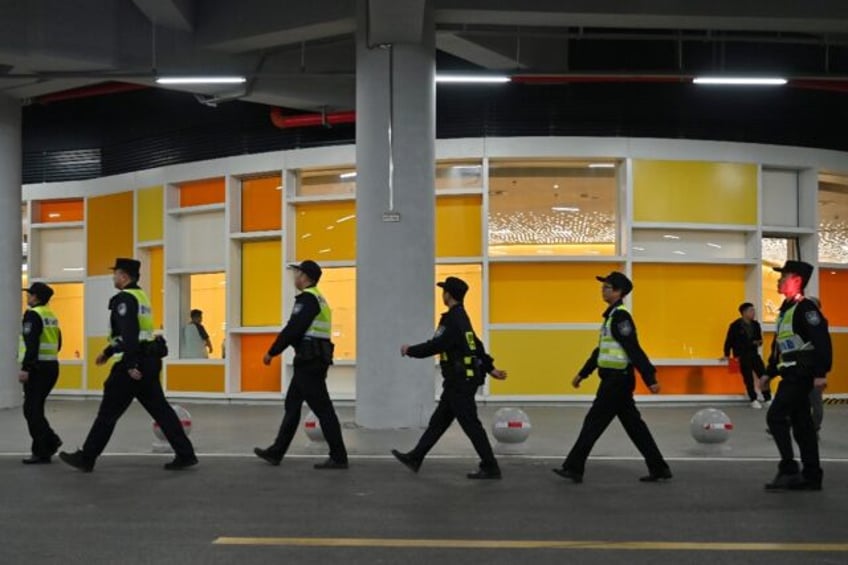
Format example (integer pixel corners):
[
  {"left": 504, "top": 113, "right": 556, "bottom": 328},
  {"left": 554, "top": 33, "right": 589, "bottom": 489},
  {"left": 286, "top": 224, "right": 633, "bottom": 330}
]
[
  {"left": 491, "top": 407, "right": 532, "bottom": 444},
  {"left": 152, "top": 404, "right": 192, "bottom": 453},
  {"left": 689, "top": 408, "right": 733, "bottom": 444},
  {"left": 304, "top": 411, "right": 325, "bottom": 443}
]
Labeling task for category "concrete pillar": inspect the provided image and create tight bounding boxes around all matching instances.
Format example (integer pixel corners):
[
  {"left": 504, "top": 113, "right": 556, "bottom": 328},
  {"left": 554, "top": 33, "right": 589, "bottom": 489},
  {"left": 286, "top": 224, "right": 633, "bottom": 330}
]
[
  {"left": 355, "top": 1, "right": 436, "bottom": 428},
  {"left": 0, "top": 95, "right": 22, "bottom": 409}
]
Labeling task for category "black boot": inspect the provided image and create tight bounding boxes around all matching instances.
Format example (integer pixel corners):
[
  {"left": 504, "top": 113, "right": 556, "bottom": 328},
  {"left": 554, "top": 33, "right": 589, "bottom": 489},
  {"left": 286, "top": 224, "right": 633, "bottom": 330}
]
[
  {"left": 391, "top": 449, "right": 421, "bottom": 473},
  {"left": 639, "top": 467, "right": 673, "bottom": 482},
  {"left": 59, "top": 450, "right": 94, "bottom": 473},
  {"left": 467, "top": 464, "right": 502, "bottom": 480},
  {"left": 253, "top": 446, "right": 282, "bottom": 466},
  {"left": 313, "top": 458, "right": 348, "bottom": 470},
  {"left": 764, "top": 471, "right": 804, "bottom": 491},
  {"left": 164, "top": 455, "right": 198, "bottom": 471},
  {"left": 552, "top": 467, "right": 583, "bottom": 483}
]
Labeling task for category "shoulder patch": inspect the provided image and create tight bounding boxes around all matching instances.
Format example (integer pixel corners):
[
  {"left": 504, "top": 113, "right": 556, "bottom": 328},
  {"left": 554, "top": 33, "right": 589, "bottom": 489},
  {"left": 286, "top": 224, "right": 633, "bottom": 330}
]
[
  {"left": 292, "top": 303, "right": 303, "bottom": 315},
  {"left": 805, "top": 310, "right": 821, "bottom": 326},
  {"left": 617, "top": 320, "right": 633, "bottom": 336},
  {"left": 117, "top": 303, "right": 127, "bottom": 316},
  {"left": 22, "top": 322, "right": 31, "bottom": 335},
  {"left": 434, "top": 325, "right": 446, "bottom": 338}
]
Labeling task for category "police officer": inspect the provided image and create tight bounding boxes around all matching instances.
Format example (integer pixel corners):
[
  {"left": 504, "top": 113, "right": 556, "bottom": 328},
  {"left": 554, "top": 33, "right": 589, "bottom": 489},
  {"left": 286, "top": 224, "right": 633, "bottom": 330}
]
[
  {"left": 762, "top": 261, "right": 831, "bottom": 491},
  {"left": 19, "top": 282, "right": 63, "bottom": 464},
  {"left": 723, "top": 302, "right": 771, "bottom": 408},
  {"left": 554, "top": 271, "right": 671, "bottom": 484},
  {"left": 254, "top": 260, "right": 348, "bottom": 469},
  {"left": 60, "top": 258, "right": 197, "bottom": 472},
  {"left": 392, "top": 276, "right": 507, "bottom": 480}
]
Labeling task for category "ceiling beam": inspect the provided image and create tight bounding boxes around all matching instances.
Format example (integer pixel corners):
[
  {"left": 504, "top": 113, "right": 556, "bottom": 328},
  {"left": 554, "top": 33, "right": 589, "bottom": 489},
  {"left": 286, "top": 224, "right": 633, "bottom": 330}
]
[{"left": 131, "top": 0, "right": 194, "bottom": 31}]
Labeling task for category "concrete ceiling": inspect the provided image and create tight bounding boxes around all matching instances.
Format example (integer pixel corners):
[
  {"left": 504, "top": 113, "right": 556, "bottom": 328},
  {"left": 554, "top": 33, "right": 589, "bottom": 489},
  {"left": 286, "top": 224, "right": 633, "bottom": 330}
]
[{"left": 1, "top": 0, "right": 847, "bottom": 111}]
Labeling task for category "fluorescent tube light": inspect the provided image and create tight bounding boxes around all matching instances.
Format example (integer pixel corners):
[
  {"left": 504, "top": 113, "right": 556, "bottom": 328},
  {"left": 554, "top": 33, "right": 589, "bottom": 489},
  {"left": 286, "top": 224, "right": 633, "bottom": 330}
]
[
  {"left": 693, "top": 77, "right": 787, "bottom": 86},
  {"left": 156, "top": 76, "right": 246, "bottom": 85},
  {"left": 436, "top": 75, "right": 510, "bottom": 83}
]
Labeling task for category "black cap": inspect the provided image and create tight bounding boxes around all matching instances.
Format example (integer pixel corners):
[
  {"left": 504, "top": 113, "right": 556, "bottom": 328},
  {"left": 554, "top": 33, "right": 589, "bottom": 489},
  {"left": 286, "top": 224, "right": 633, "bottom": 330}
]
[
  {"left": 23, "top": 282, "right": 54, "bottom": 303},
  {"left": 595, "top": 271, "right": 633, "bottom": 296},
  {"left": 289, "top": 260, "right": 322, "bottom": 283},
  {"left": 437, "top": 276, "right": 469, "bottom": 302},
  {"left": 773, "top": 260, "right": 814, "bottom": 286},
  {"left": 110, "top": 257, "right": 141, "bottom": 278}
]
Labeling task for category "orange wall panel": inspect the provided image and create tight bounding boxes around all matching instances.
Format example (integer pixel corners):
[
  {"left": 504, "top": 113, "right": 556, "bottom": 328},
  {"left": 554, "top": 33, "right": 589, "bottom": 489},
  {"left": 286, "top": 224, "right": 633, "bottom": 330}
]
[
  {"left": 638, "top": 365, "right": 748, "bottom": 395},
  {"left": 166, "top": 364, "right": 225, "bottom": 393},
  {"left": 819, "top": 269, "right": 848, "bottom": 327},
  {"left": 179, "top": 178, "right": 225, "bottom": 207},
  {"left": 38, "top": 199, "right": 84, "bottom": 223},
  {"left": 87, "top": 192, "right": 134, "bottom": 276},
  {"left": 242, "top": 177, "right": 282, "bottom": 231},
  {"left": 240, "top": 334, "right": 282, "bottom": 392}
]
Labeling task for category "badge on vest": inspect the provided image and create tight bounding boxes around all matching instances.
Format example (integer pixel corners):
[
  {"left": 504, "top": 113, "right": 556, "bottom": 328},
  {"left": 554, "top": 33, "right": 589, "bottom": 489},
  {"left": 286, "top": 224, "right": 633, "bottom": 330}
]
[{"left": 805, "top": 311, "right": 821, "bottom": 326}]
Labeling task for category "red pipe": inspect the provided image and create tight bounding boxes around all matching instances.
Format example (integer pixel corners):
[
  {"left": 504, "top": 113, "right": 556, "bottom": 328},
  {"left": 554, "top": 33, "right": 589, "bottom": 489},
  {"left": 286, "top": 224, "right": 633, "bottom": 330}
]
[
  {"left": 35, "top": 81, "right": 149, "bottom": 104},
  {"left": 789, "top": 79, "right": 848, "bottom": 94},
  {"left": 270, "top": 108, "right": 356, "bottom": 129}
]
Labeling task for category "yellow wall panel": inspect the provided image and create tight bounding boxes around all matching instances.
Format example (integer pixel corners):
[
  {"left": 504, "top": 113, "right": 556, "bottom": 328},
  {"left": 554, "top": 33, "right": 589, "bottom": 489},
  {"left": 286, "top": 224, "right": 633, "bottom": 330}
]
[
  {"left": 294, "top": 201, "right": 356, "bottom": 261},
  {"left": 85, "top": 336, "right": 112, "bottom": 390},
  {"left": 55, "top": 363, "right": 83, "bottom": 389},
  {"left": 319, "top": 267, "right": 356, "bottom": 360},
  {"left": 436, "top": 195, "right": 482, "bottom": 257},
  {"left": 50, "top": 283, "right": 83, "bottom": 361},
  {"left": 489, "top": 330, "right": 600, "bottom": 395},
  {"left": 166, "top": 363, "right": 226, "bottom": 393},
  {"left": 242, "top": 240, "right": 282, "bottom": 326},
  {"left": 490, "top": 262, "right": 622, "bottom": 324},
  {"left": 436, "top": 264, "right": 482, "bottom": 331},
  {"left": 632, "top": 264, "right": 747, "bottom": 358},
  {"left": 137, "top": 186, "right": 163, "bottom": 242},
  {"left": 149, "top": 247, "right": 164, "bottom": 330},
  {"left": 87, "top": 191, "right": 134, "bottom": 276},
  {"left": 633, "top": 160, "right": 757, "bottom": 224}
]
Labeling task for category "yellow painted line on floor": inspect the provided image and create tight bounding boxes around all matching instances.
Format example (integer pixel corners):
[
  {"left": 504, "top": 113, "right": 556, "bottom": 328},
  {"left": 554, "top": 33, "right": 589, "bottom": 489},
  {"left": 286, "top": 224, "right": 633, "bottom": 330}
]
[{"left": 213, "top": 537, "right": 848, "bottom": 552}]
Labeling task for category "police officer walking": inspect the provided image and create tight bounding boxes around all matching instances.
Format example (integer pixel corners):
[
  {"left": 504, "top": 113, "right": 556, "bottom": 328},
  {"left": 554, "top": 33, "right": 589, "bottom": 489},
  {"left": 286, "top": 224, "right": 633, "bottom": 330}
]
[
  {"left": 554, "top": 271, "right": 671, "bottom": 484},
  {"left": 254, "top": 260, "right": 348, "bottom": 469},
  {"left": 392, "top": 276, "right": 507, "bottom": 479},
  {"left": 60, "top": 258, "right": 197, "bottom": 472},
  {"left": 19, "top": 282, "right": 63, "bottom": 464},
  {"left": 762, "top": 261, "right": 831, "bottom": 491}
]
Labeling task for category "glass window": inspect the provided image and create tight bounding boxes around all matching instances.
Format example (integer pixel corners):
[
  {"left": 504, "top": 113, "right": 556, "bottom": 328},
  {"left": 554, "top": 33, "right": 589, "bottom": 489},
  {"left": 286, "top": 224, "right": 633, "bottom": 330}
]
[
  {"left": 762, "top": 237, "right": 799, "bottom": 323},
  {"left": 319, "top": 267, "right": 356, "bottom": 361},
  {"left": 180, "top": 273, "right": 226, "bottom": 359},
  {"left": 297, "top": 167, "right": 356, "bottom": 197},
  {"left": 818, "top": 173, "right": 848, "bottom": 264},
  {"left": 631, "top": 230, "right": 749, "bottom": 260},
  {"left": 488, "top": 160, "right": 618, "bottom": 257},
  {"left": 436, "top": 161, "right": 483, "bottom": 192}
]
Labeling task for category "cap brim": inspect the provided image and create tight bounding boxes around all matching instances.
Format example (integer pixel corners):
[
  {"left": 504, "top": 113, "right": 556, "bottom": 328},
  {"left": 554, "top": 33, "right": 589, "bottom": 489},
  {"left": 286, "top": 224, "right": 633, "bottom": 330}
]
[
  {"left": 287, "top": 264, "right": 302, "bottom": 271},
  {"left": 595, "top": 276, "right": 608, "bottom": 283},
  {"left": 436, "top": 282, "right": 446, "bottom": 288},
  {"left": 772, "top": 267, "right": 784, "bottom": 273}
]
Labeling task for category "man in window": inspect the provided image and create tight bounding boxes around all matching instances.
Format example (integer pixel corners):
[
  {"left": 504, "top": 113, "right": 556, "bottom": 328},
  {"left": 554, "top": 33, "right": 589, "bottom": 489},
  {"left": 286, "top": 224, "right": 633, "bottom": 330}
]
[
  {"left": 183, "top": 309, "right": 212, "bottom": 359},
  {"left": 19, "top": 282, "right": 63, "bottom": 464},
  {"left": 722, "top": 302, "right": 771, "bottom": 409}
]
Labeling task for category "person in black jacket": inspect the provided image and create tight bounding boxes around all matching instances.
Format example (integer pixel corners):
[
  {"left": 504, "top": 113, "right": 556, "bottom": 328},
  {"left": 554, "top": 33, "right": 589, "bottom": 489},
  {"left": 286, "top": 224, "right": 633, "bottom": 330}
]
[
  {"left": 761, "top": 261, "right": 831, "bottom": 491},
  {"left": 19, "top": 282, "right": 63, "bottom": 464},
  {"left": 723, "top": 302, "right": 771, "bottom": 408},
  {"left": 254, "top": 260, "right": 348, "bottom": 470},
  {"left": 60, "top": 258, "right": 197, "bottom": 472},
  {"left": 554, "top": 271, "right": 671, "bottom": 484},
  {"left": 392, "top": 276, "right": 507, "bottom": 479}
]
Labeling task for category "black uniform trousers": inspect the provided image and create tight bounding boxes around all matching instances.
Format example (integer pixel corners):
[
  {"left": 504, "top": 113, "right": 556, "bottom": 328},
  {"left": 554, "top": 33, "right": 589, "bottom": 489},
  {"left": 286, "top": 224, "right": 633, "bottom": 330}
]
[
  {"left": 410, "top": 379, "right": 499, "bottom": 470},
  {"left": 739, "top": 354, "right": 771, "bottom": 402},
  {"left": 23, "top": 361, "right": 62, "bottom": 458},
  {"left": 82, "top": 356, "right": 195, "bottom": 464},
  {"left": 766, "top": 373, "right": 821, "bottom": 480},
  {"left": 564, "top": 370, "right": 669, "bottom": 476},
  {"left": 271, "top": 360, "right": 348, "bottom": 463}
]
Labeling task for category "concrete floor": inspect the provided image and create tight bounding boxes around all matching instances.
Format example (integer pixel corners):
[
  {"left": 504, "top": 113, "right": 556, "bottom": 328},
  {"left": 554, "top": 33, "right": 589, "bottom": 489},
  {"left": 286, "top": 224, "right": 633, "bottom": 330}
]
[{"left": 1, "top": 398, "right": 846, "bottom": 564}]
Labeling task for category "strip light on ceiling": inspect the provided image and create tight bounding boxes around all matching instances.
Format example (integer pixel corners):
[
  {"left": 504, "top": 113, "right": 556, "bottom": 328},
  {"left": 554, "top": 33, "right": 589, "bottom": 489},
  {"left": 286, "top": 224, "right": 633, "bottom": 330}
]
[
  {"left": 693, "top": 77, "right": 787, "bottom": 86},
  {"left": 436, "top": 75, "right": 511, "bottom": 84},
  {"left": 156, "top": 77, "right": 247, "bottom": 85}
]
